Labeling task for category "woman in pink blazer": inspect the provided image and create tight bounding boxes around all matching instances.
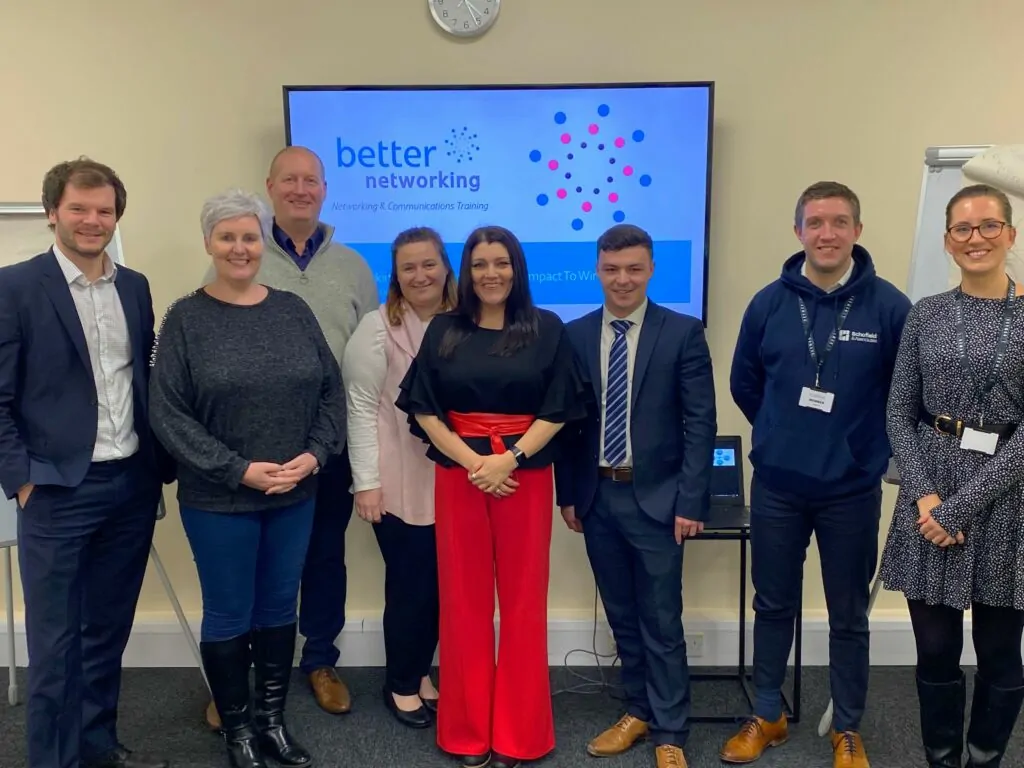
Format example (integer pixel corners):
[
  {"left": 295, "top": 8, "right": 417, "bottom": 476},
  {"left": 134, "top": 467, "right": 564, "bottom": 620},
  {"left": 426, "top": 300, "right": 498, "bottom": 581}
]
[{"left": 342, "top": 226, "right": 457, "bottom": 728}]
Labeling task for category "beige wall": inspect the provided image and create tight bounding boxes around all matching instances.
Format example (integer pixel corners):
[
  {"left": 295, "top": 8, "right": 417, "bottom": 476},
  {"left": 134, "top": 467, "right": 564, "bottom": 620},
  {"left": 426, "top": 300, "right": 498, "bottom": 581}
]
[{"left": 2, "top": 0, "right": 1023, "bottom": 626}]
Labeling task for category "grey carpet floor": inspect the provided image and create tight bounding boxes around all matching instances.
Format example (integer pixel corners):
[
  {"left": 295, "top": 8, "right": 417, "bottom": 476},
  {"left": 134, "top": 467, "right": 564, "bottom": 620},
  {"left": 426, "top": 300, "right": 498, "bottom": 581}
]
[{"left": 0, "top": 666, "right": 1020, "bottom": 767}]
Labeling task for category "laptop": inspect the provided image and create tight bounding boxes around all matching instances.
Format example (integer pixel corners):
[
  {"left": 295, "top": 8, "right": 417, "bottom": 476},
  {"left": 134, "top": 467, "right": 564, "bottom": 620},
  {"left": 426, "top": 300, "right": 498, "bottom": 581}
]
[{"left": 710, "top": 434, "right": 745, "bottom": 508}]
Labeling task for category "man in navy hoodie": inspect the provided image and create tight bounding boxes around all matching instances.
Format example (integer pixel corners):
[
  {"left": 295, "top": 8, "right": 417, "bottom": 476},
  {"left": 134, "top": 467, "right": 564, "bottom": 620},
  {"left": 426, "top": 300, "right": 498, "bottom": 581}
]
[{"left": 720, "top": 182, "right": 911, "bottom": 768}]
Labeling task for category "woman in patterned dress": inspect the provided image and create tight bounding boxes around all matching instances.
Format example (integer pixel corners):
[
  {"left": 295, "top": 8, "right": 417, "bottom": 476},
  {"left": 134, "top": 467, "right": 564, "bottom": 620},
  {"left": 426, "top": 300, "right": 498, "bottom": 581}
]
[{"left": 879, "top": 183, "right": 1022, "bottom": 768}]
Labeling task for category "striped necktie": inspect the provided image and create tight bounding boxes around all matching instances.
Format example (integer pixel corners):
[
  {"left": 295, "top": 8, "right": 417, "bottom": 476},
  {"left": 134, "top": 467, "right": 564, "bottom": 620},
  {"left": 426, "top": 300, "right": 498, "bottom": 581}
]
[{"left": 604, "top": 319, "right": 633, "bottom": 466}]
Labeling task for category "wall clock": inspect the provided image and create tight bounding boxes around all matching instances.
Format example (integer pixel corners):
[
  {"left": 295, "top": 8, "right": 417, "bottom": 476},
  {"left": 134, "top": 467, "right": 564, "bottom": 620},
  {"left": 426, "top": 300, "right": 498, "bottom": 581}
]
[{"left": 428, "top": 0, "right": 501, "bottom": 38}]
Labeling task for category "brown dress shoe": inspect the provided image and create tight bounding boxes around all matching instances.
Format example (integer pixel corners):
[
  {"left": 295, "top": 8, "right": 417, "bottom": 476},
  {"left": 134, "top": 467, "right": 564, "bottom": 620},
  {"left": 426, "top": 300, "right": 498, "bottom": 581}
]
[
  {"left": 655, "top": 745, "right": 688, "bottom": 768},
  {"left": 831, "top": 730, "right": 870, "bottom": 768},
  {"left": 308, "top": 667, "right": 351, "bottom": 714},
  {"left": 586, "top": 714, "right": 649, "bottom": 756},
  {"left": 718, "top": 715, "right": 788, "bottom": 763}
]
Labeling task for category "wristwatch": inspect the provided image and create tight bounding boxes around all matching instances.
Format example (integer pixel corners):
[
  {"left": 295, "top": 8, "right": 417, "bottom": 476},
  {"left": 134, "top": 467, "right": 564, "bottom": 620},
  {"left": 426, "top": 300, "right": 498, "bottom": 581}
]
[{"left": 510, "top": 446, "right": 525, "bottom": 466}]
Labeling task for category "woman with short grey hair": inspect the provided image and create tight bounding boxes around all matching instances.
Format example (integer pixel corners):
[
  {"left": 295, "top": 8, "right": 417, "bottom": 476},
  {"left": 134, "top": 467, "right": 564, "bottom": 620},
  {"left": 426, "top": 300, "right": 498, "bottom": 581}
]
[
  {"left": 149, "top": 188, "right": 342, "bottom": 768},
  {"left": 200, "top": 188, "right": 272, "bottom": 241}
]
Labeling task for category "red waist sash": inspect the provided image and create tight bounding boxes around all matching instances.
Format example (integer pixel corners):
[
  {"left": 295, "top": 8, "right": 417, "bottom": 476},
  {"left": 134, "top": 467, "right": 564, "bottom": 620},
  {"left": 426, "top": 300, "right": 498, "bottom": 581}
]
[{"left": 447, "top": 412, "right": 535, "bottom": 455}]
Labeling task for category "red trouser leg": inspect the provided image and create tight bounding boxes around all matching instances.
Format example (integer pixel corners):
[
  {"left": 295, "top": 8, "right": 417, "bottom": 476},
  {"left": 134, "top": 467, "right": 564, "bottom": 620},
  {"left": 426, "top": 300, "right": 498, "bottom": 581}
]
[
  {"left": 434, "top": 464, "right": 495, "bottom": 757},
  {"left": 491, "top": 467, "right": 555, "bottom": 761}
]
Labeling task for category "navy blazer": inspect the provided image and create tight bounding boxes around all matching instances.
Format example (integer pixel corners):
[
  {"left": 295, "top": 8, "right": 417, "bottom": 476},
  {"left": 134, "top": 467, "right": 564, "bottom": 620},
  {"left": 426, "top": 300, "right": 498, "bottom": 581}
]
[
  {"left": 0, "top": 249, "right": 173, "bottom": 500},
  {"left": 554, "top": 301, "right": 718, "bottom": 524}
]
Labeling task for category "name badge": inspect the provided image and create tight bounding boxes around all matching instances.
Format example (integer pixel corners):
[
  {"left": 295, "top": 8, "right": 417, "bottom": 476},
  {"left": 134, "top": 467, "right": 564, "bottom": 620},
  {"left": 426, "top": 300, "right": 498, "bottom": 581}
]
[
  {"left": 799, "top": 386, "right": 834, "bottom": 413},
  {"left": 960, "top": 427, "right": 998, "bottom": 456}
]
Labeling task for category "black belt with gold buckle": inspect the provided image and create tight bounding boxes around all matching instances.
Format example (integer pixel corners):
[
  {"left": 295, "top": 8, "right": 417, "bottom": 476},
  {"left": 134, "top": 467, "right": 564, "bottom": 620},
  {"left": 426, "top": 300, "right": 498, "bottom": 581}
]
[
  {"left": 598, "top": 466, "right": 633, "bottom": 482},
  {"left": 921, "top": 409, "right": 1016, "bottom": 439}
]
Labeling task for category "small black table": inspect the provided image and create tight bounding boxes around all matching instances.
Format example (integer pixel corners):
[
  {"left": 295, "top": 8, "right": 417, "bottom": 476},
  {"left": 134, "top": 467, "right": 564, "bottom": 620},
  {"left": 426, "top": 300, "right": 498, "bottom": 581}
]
[{"left": 687, "top": 504, "right": 802, "bottom": 724}]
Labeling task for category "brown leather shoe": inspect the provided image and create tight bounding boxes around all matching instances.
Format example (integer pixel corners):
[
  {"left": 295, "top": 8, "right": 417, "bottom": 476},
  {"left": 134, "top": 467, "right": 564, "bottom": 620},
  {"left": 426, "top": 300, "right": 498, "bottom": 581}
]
[
  {"left": 308, "top": 667, "right": 351, "bottom": 714},
  {"left": 655, "top": 745, "right": 688, "bottom": 768},
  {"left": 586, "top": 714, "right": 648, "bottom": 756},
  {"left": 205, "top": 699, "right": 221, "bottom": 731},
  {"left": 718, "top": 715, "right": 788, "bottom": 763},
  {"left": 831, "top": 730, "right": 870, "bottom": 768}
]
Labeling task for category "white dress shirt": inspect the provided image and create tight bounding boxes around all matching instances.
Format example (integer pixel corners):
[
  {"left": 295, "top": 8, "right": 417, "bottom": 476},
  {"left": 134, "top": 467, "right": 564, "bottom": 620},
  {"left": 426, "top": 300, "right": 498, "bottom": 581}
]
[
  {"left": 53, "top": 244, "right": 137, "bottom": 461},
  {"left": 599, "top": 299, "right": 648, "bottom": 467}
]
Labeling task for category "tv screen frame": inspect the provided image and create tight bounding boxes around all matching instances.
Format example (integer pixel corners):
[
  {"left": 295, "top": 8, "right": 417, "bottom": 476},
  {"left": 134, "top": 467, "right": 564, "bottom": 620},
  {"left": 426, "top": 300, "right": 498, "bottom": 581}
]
[{"left": 282, "top": 81, "right": 715, "bottom": 327}]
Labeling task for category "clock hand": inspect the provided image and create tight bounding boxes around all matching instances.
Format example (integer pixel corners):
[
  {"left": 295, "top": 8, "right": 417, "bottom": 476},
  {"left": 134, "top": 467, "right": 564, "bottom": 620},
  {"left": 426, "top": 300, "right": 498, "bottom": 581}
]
[{"left": 463, "top": 0, "right": 483, "bottom": 24}]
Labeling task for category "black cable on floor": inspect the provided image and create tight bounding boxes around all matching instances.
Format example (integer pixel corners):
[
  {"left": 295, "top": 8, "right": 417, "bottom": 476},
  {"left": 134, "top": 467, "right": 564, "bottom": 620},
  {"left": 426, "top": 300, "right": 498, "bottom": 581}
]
[{"left": 551, "top": 585, "right": 624, "bottom": 700}]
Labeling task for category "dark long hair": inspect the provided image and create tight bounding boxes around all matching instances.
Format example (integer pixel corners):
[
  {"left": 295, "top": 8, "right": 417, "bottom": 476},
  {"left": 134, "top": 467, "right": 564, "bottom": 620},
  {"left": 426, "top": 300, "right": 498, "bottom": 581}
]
[{"left": 438, "top": 225, "right": 539, "bottom": 359}]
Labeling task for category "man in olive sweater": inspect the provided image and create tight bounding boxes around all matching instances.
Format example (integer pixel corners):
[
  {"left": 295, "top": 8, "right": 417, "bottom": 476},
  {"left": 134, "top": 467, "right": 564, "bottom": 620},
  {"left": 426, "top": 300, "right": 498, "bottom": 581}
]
[{"left": 203, "top": 146, "right": 379, "bottom": 727}]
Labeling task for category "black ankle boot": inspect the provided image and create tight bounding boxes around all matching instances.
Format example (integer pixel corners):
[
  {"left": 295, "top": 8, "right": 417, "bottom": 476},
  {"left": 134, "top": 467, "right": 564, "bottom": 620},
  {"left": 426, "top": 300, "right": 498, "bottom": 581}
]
[
  {"left": 917, "top": 672, "right": 965, "bottom": 767},
  {"left": 966, "top": 672, "right": 1024, "bottom": 767},
  {"left": 199, "top": 634, "right": 266, "bottom": 768},
  {"left": 251, "top": 623, "right": 312, "bottom": 767}
]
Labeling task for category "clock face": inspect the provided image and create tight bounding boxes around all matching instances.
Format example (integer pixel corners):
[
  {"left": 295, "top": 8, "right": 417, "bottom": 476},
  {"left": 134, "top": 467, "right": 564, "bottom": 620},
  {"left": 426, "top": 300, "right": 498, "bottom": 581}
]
[{"left": 428, "top": 0, "right": 501, "bottom": 38}]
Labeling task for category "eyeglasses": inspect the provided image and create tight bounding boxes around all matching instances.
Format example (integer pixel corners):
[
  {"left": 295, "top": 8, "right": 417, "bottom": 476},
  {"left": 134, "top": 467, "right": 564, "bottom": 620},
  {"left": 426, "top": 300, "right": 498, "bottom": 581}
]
[{"left": 946, "top": 221, "right": 1009, "bottom": 243}]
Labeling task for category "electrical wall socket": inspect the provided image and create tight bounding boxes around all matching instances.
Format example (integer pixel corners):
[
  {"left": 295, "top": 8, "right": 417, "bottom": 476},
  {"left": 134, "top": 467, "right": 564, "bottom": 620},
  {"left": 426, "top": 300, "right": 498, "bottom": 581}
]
[{"left": 685, "top": 632, "right": 705, "bottom": 657}]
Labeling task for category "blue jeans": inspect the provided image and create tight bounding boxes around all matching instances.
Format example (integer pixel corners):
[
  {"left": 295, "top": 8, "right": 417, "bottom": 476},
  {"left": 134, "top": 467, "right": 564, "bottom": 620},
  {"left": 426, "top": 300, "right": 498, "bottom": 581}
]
[{"left": 180, "top": 498, "right": 316, "bottom": 642}]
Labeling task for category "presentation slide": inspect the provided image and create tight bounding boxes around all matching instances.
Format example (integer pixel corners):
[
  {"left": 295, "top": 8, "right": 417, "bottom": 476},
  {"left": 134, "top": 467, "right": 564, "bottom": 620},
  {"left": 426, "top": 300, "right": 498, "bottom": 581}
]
[{"left": 284, "top": 83, "right": 713, "bottom": 322}]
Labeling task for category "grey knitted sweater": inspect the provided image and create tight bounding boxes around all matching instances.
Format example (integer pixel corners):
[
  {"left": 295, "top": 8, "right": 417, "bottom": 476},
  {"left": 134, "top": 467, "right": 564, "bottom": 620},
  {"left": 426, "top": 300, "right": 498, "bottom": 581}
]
[
  {"left": 204, "top": 223, "right": 380, "bottom": 452},
  {"left": 149, "top": 288, "right": 343, "bottom": 513}
]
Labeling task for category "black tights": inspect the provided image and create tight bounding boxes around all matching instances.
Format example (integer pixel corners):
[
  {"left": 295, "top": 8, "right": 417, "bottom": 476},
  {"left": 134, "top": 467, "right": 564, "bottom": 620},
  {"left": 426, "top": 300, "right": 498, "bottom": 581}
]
[{"left": 908, "top": 599, "right": 1024, "bottom": 687}]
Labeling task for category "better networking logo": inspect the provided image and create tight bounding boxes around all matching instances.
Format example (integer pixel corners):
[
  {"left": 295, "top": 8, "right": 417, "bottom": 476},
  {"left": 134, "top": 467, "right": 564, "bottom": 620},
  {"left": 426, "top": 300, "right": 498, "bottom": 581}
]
[
  {"left": 530, "top": 104, "right": 652, "bottom": 231},
  {"left": 336, "top": 127, "right": 481, "bottom": 193}
]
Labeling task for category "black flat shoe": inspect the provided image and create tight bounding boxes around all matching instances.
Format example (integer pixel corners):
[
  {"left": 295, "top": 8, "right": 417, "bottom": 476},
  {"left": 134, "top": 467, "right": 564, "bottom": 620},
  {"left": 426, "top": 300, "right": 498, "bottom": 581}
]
[
  {"left": 461, "top": 753, "right": 490, "bottom": 768},
  {"left": 383, "top": 688, "right": 431, "bottom": 729},
  {"left": 422, "top": 696, "right": 439, "bottom": 714},
  {"left": 490, "top": 754, "right": 520, "bottom": 768}
]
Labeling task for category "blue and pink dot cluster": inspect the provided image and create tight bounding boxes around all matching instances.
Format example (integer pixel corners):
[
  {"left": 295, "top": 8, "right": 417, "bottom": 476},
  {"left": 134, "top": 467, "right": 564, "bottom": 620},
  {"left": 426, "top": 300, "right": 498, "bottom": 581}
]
[{"left": 530, "top": 104, "right": 652, "bottom": 231}]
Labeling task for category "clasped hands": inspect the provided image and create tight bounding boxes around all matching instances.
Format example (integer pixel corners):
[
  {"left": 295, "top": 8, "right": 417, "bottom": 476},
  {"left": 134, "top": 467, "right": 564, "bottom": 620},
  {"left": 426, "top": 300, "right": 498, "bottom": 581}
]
[
  {"left": 916, "top": 493, "right": 964, "bottom": 547},
  {"left": 466, "top": 451, "right": 519, "bottom": 498},
  {"left": 242, "top": 453, "right": 319, "bottom": 496}
]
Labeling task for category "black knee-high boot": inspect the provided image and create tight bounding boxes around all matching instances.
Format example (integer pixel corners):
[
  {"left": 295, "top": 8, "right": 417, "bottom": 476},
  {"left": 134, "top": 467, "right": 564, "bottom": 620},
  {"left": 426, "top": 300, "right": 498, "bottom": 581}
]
[
  {"left": 966, "top": 672, "right": 1024, "bottom": 767},
  {"left": 200, "top": 633, "right": 266, "bottom": 768},
  {"left": 251, "top": 623, "right": 312, "bottom": 767},
  {"left": 917, "top": 672, "right": 965, "bottom": 767}
]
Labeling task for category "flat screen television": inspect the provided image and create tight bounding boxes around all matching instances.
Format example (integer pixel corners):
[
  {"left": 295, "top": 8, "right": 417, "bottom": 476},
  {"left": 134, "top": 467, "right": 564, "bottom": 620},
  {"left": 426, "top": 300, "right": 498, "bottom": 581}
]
[{"left": 283, "top": 82, "right": 714, "bottom": 323}]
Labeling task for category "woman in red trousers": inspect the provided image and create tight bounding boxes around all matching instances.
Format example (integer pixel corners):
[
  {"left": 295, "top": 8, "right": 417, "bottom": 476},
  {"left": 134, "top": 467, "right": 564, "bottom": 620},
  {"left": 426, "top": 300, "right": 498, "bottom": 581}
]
[{"left": 397, "top": 225, "right": 586, "bottom": 768}]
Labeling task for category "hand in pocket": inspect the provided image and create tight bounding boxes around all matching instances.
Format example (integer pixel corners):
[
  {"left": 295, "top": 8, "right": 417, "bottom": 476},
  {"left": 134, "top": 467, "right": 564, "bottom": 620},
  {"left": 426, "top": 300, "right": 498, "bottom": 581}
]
[{"left": 16, "top": 483, "right": 35, "bottom": 508}]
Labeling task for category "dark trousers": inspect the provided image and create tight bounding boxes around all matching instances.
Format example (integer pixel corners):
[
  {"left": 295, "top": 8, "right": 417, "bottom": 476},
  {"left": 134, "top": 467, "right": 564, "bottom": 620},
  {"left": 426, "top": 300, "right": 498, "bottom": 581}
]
[
  {"left": 298, "top": 450, "right": 354, "bottom": 673},
  {"left": 179, "top": 497, "right": 316, "bottom": 642},
  {"left": 17, "top": 455, "right": 159, "bottom": 768},
  {"left": 749, "top": 473, "right": 881, "bottom": 732},
  {"left": 582, "top": 478, "right": 690, "bottom": 747},
  {"left": 372, "top": 512, "right": 439, "bottom": 695}
]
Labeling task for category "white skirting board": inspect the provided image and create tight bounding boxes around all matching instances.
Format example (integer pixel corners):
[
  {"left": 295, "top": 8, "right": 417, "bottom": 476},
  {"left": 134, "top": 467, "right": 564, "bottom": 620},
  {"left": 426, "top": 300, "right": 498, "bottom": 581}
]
[{"left": 0, "top": 611, "right": 991, "bottom": 669}]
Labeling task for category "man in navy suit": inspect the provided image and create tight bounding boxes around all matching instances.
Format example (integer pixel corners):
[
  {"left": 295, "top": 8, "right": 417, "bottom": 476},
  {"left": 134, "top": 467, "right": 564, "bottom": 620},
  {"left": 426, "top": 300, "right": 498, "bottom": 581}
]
[
  {"left": 555, "top": 224, "right": 717, "bottom": 768},
  {"left": 0, "top": 159, "right": 170, "bottom": 768}
]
